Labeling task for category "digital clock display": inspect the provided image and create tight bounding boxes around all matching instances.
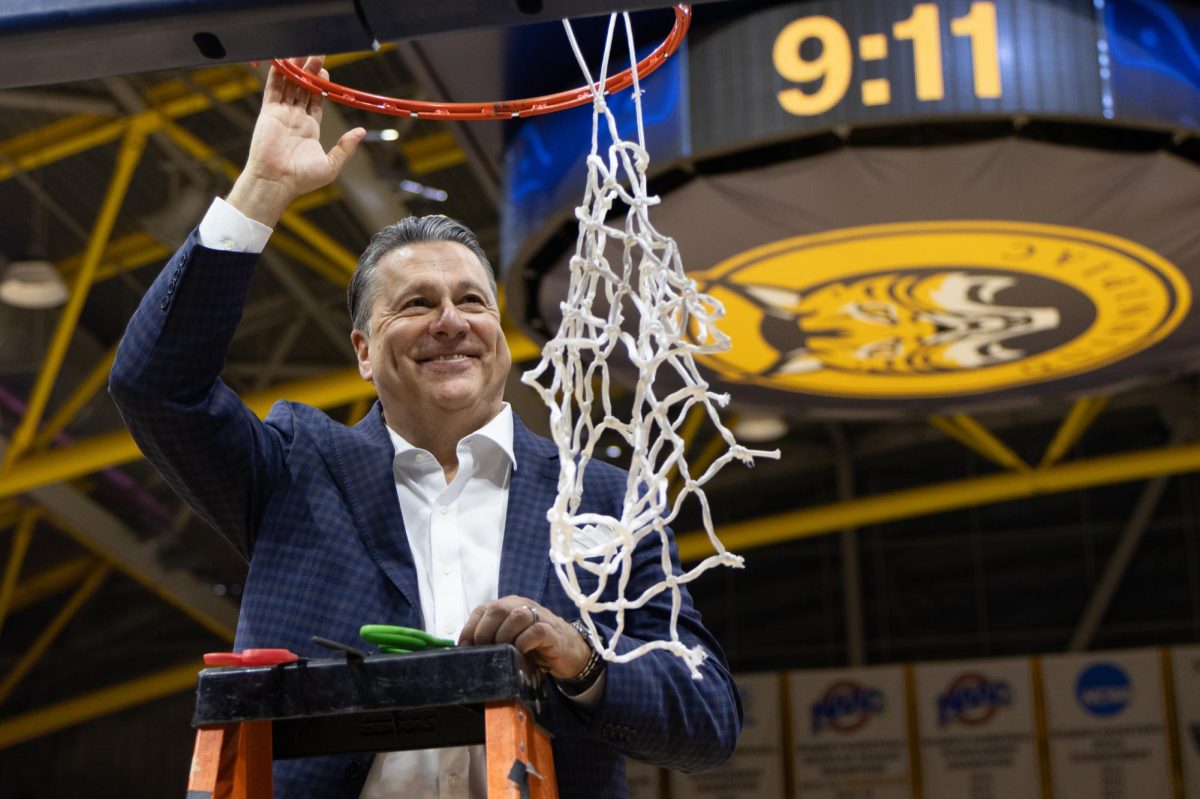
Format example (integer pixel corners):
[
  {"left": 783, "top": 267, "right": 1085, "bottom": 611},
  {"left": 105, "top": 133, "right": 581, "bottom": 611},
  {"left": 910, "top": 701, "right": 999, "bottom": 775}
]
[
  {"left": 687, "top": 0, "right": 1104, "bottom": 152},
  {"left": 772, "top": 2, "right": 1002, "bottom": 116},
  {"left": 502, "top": 0, "right": 1200, "bottom": 269}
]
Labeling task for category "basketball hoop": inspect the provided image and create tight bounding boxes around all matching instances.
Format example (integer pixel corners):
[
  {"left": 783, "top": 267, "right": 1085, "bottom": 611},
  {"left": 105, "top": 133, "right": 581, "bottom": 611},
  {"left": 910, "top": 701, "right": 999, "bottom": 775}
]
[{"left": 272, "top": 4, "right": 691, "bottom": 120}]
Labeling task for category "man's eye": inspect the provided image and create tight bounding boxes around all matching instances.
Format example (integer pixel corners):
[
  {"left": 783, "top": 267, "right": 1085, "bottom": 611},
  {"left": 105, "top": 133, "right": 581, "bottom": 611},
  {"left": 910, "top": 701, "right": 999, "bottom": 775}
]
[
  {"left": 460, "top": 294, "right": 485, "bottom": 306},
  {"left": 404, "top": 298, "right": 431, "bottom": 309}
]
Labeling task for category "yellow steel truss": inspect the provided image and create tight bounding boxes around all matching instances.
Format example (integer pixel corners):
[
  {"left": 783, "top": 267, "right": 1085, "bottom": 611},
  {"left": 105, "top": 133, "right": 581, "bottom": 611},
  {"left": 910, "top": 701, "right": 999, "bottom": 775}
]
[
  {"left": 0, "top": 509, "right": 39, "bottom": 638},
  {"left": 677, "top": 436, "right": 1200, "bottom": 561},
  {"left": 1041, "top": 396, "right": 1109, "bottom": 468},
  {"left": 0, "top": 562, "right": 111, "bottom": 704},
  {"left": 32, "top": 346, "right": 118, "bottom": 452},
  {"left": 0, "top": 368, "right": 374, "bottom": 500},
  {"left": 8, "top": 557, "right": 96, "bottom": 614},
  {"left": 2, "top": 120, "right": 151, "bottom": 470},
  {"left": 0, "top": 661, "right": 204, "bottom": 749},
  {"left": 929, "top": 414, "right": 1030, "bottom": 472}
]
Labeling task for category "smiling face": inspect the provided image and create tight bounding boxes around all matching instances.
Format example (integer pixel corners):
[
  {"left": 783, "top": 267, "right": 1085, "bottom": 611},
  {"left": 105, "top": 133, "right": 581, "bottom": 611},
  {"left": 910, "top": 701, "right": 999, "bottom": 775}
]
[{"left": 351, "top": 240, "right": 511, "bottom": 439}]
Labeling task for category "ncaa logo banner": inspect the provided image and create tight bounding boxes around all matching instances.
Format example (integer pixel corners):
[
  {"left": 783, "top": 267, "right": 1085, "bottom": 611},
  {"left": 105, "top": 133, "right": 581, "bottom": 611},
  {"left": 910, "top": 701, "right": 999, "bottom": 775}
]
[
  {"left": 1042, "top": 649, "right": 1174, "bottom": 799},
  {"left": 671, "top": 672, "right": 786, "bottom": 798},
  {"left": 913, "top": 658, "right": 1041, "bottom": 798},
  {"left": 789, "top": 666, "right": 911, "bottom": 798},
  {"left": 1170, "top": 646, "right": 1200, "bottom": 798}
]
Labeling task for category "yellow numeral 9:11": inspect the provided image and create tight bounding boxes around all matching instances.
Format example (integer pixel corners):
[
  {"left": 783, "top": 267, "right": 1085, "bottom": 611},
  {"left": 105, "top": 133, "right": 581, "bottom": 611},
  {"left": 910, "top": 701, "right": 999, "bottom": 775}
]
[{"left": 773, "top": 1, "right": 1002, "bottom": 117}]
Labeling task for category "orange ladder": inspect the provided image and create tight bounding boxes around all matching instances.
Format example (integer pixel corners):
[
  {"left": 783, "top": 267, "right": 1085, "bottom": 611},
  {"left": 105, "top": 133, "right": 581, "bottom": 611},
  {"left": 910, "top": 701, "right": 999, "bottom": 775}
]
[{"left": 185, "top": 644, "right": 557, "bottom": 798}]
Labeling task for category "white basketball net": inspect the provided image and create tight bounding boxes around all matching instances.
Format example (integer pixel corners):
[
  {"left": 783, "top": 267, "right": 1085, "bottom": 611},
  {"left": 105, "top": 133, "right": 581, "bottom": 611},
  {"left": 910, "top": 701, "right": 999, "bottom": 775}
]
[{"left": 520, "top": 14, "right": 780, "bottom": 678}]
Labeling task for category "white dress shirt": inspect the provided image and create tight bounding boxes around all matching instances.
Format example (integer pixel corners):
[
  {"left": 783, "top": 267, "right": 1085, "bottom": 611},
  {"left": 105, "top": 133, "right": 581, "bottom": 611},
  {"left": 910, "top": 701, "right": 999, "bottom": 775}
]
[{"left": 359, "top": 406, "right": 516, "bottom": 799}]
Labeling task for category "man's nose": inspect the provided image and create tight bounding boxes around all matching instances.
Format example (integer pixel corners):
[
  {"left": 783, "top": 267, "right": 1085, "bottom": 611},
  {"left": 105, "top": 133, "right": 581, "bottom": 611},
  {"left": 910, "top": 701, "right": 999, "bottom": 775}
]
[{"left": 429, "top": 300, "right": 468, "bottom": 336}]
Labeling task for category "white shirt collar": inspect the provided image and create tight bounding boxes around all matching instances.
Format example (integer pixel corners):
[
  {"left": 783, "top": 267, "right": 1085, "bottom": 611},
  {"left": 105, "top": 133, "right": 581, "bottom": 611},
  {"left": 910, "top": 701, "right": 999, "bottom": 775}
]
[{"left": 385, "top": 403, "right": 516, "bottom": 472}]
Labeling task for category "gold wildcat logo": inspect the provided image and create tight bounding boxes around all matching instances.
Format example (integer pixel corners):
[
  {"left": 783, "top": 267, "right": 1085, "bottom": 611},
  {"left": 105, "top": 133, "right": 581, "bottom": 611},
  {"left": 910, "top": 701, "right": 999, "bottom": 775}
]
[{"left": 690, "top": 222, "right": 1190, "bottom": 398}]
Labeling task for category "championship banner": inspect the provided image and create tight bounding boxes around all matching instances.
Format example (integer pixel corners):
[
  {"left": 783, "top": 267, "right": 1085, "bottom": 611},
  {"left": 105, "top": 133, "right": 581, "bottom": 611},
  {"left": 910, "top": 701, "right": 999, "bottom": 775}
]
[
  {"left": 1042, "top": 649, "right": 1174, "bottom": 798},
  {"left": 913, "top": 657, "right": 1041, "bottom": 798},
  {"left": 789, "top": 665, "right": 912, "bottom": 798},
  {"left": 670, "top": 672, "right": 786, "bottom": 798},
  {"left": 1171, "top": 646, "right": 1200, "bottom": 798},
  {"left": 625, "top": 758, "right": 664, "bottom": 799}
]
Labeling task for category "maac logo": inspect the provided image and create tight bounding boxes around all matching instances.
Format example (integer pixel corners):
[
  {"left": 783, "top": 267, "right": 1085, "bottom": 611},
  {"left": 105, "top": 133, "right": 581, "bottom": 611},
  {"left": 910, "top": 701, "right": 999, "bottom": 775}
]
[
  {"left": 811, "top": 680, "right": 885, "bottom": 734},
  {"left": 936, "top": 672, "right": 1012, "bottom": 727},
  {"left": 690, "top": 221, "right": 1190, "bottom": 398}
]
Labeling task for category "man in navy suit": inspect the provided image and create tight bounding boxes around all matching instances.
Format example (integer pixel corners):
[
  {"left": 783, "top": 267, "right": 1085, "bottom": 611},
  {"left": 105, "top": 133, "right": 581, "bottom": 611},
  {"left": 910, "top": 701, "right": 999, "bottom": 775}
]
[{"left": 110, "top": 56, "right": 740, "bottom": 798}]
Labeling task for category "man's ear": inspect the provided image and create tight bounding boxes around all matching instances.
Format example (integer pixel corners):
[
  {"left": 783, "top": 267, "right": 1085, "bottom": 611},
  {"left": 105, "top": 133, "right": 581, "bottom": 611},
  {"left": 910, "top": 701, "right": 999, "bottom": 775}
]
[{"left": 351, "top": 329, "right": 373, "bottom": 382}]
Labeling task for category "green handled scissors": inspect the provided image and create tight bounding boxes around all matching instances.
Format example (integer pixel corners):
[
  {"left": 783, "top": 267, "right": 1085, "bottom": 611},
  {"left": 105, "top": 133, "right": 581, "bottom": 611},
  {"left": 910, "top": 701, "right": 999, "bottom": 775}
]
[{"left": 360, "top": 624, "right": 455, "bottom": 654}]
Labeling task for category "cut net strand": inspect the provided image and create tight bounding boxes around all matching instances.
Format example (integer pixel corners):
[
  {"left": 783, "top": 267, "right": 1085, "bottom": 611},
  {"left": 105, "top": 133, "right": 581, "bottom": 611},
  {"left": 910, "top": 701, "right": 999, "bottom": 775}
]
[{"left": 522, "top": 13, "right": 779, "bottom": 678}]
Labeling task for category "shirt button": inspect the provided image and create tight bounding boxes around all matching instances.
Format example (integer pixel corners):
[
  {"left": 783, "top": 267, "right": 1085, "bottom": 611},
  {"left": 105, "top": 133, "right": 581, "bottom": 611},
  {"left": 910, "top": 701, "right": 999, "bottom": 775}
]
[
  {"left": 415, "top": 453, "right": 426, "bottom": 463},
  {"left": 440, "top": 506, "right": 448, "bottom": 515},
  {"left": 222, "top": 239, "right": 235, "bottom": 251},
  {"left": 447, "top": 773, "right": 460, "bottom": 786},
  {"left": 442, "top": 566, "right": 452, "bottom": 576}
]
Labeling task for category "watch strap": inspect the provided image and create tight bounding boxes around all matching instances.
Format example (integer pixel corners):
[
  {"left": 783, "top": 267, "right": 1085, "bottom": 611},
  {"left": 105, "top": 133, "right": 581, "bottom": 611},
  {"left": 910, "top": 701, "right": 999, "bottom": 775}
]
[{"left": 558, "top": 620, "right": 605, "bottom": 694}]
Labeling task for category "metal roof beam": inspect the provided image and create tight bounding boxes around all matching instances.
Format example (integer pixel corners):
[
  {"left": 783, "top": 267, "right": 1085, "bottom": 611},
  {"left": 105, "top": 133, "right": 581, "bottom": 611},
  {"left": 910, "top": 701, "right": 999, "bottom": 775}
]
[
  {"left": 0, "top": 368, "right": 374, "bottom": 500},
  {"left": 678, "top": 436, "right": 1200, "bottom": 561},
  {"left": 1068, "top": 418, "right": 1195, "bottom": 650},
  {"left": 0, "top": 661, "right": 203, "bottom": 749},
  {"left": 30, "top": 484, "right": 237, "bottom": 642},
  {"left": 2, "top": 121, "right": 150, "bottom": 469}
]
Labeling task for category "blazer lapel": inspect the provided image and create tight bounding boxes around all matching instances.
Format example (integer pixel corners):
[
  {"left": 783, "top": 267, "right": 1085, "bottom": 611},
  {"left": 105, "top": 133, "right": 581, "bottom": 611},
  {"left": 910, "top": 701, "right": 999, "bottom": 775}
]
[
  {"left": 328, "top": 402, "right": 422, "bottom": 619},
  {"left": 498, "top": 416, "right": 560, "bottom": 605}
]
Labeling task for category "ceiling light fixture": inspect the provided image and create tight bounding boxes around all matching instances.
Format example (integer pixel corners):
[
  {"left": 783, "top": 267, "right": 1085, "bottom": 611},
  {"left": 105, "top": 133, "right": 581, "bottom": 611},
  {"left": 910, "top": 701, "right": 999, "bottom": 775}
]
[
  {"left": 0, "top": 259, "right": 70, "bottom": 309},
  {"left": 363, "top": 128, "right": 400, "bottom": 142},
  {"left": 732, "top": 410, "right": 789, "bottom": 443},
  {"left": 399, "top": 179, "right": 448, "bottom": 202}
]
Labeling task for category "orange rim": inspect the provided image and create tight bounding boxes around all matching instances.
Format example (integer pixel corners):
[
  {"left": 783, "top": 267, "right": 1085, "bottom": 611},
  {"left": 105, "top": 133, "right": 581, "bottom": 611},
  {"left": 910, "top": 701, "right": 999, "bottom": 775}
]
[{"left": 273, "top": 4, "right": 691, "bottom": 121}]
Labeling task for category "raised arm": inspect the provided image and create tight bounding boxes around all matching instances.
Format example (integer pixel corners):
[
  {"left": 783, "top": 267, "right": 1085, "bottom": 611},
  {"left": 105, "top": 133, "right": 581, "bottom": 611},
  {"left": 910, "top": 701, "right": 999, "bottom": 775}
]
[{"left": 109, "top": 57, "right": 364, "bottom": 553}]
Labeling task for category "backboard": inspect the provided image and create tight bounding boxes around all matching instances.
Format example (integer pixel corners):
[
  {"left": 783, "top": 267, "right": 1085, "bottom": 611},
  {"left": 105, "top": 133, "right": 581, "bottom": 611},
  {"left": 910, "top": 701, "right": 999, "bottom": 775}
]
[{"left": 0, "top": 0, "right": 698, "bottom": 88}]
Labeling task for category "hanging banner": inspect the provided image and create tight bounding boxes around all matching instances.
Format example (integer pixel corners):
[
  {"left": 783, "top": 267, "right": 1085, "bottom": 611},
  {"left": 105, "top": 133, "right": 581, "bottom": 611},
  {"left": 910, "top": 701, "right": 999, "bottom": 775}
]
[
  {"left": 913, "top": 657, "right": 1042, "bottom": 798},
  {"left": 671, "top": 672, "right": 786, "bottom": 798},
  {"left": 789, "top": 665, "right": 912, "bottom": 798},
  {"left": 1042, "top": 649, "right": 1173, "bottom": 799},
  {"left": 1171, "top": 646, "right": 1200, "bottom": 798},
  {"left": 625, "top": 758, "right": 664, "bottom": 799}
]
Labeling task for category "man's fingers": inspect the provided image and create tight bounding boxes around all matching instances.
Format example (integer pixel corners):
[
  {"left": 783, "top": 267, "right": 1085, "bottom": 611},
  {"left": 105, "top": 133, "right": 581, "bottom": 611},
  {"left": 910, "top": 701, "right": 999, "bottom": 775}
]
[
  {"left": 307, "top": 69, "right": 330, "bottom": 118},
  {"left": 493, "top": 604, "right": 542, "bottom": 644},
  {"left": 326, "top": 128, "right": 365, "bottom": 178},
  {"left": 263, "top": 63, "right": 287, "bottom": 105},
  {"left": 457, "top": 605, "right": 487, "bottom": 645},
  {"left": 469, "top": 605, "right": 502, "bottom": 643},
  {"left": 514, "top": 624, "right": 552, "bottom": 657}
]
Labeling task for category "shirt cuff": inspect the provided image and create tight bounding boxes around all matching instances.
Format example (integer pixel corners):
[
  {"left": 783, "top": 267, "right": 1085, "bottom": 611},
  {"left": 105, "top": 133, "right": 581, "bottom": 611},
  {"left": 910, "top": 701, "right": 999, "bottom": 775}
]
[
  {"left": 563, "top": 670, "right": 606, "bottom": 709},
  {"left": 197, "top": 197, "right": 273, "bottom": 254}
]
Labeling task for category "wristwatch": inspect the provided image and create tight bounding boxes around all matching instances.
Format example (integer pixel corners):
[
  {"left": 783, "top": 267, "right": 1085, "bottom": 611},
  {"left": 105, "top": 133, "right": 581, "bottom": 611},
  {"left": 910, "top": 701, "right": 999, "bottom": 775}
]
[{"left": 557, "top": 620, "right": 606, "bottom": 695}]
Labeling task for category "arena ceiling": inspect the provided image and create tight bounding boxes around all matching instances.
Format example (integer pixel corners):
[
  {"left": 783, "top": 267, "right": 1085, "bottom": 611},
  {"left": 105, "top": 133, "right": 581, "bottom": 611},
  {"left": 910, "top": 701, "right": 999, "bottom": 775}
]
[{"left": 0, "top": 1, "right": 1197, "bottom": 793}]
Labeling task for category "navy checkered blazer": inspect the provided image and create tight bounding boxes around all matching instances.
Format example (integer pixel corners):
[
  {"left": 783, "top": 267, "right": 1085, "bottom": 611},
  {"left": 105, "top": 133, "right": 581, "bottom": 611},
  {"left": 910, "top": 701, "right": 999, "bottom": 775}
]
[{"left": 110, "top": 233, "right": 741, "bottom": 798}]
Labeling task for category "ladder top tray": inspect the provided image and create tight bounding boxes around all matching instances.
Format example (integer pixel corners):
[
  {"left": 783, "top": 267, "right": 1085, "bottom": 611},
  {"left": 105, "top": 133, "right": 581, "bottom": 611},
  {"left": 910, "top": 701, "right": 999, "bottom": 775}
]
[{"left": 192, "top": 644, "right": 545, "bottom": 758}]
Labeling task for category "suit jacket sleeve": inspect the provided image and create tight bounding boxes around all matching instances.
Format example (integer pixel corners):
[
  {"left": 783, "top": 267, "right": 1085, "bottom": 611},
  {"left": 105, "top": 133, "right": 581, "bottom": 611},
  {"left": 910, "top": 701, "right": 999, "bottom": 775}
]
[{"left": 109, "top": 232, "right": 291, "bottom": 558}]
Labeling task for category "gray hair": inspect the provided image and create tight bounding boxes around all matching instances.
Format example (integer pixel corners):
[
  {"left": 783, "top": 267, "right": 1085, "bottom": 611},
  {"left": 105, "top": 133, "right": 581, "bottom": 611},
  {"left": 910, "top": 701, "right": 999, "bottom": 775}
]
[{"left": 347, "top": 215, "right": 496, "bottom": 334}]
